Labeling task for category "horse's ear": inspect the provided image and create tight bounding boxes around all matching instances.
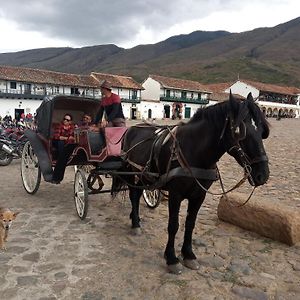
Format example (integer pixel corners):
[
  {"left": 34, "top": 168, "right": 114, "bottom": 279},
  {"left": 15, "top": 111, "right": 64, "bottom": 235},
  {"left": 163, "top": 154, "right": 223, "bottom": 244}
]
[
  {"left": 246, "top": 92, "right": 254, "bottom": 102},
  {"left": 229, "top": 90, "right": 237, "bottom": 113}
]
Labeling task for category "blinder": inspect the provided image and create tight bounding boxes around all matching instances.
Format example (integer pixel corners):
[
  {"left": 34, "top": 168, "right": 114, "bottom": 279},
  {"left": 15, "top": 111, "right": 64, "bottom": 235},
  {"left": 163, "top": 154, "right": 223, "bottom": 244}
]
[{"left": 225, "top": 101, "right": 268, "bottom": 183}]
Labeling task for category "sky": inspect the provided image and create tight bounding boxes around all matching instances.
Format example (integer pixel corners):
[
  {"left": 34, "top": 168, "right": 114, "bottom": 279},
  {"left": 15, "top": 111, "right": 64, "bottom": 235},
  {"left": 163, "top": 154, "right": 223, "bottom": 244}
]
[{"left": 0, "top": 0, "right": 299, "bottom": 53}]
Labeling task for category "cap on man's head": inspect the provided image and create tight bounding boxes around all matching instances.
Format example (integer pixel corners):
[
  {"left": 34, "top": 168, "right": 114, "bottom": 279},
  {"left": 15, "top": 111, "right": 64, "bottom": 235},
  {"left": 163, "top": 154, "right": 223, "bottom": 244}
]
[{"left": 100, "top": 80, "right": 112, "bottom": 90}]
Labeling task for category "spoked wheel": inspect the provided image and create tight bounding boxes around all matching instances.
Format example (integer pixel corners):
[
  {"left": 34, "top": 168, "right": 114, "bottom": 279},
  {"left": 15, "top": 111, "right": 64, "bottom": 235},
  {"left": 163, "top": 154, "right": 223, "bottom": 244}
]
[
  {"left": 143, "top": 189, "right": 163, "bottom": 209},
  {"left": 21, "top": 141, "right": 41, "bottom": 194},
  {"left": 74, "top": 169, "right": 88, "bottom": 220}
]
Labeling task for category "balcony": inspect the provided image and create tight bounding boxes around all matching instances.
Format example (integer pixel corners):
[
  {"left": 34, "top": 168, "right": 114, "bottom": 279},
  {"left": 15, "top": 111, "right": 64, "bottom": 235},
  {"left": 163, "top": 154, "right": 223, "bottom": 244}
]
[
  {"left": 160, "top": 96, "right": 209, "bottom": 105},
  {"left": 0, "top": 91, "right": 46, "bottom": 100},
  {"left": 121, "top": 97, "right": 141, "bottom": 103},
  {"left": 0, "top": 89, "right": 98, "bottom": 100}
]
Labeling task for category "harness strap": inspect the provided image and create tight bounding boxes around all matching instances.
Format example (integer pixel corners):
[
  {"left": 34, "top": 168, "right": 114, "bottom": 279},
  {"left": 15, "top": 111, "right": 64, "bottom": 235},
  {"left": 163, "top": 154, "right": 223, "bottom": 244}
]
[
  {"left": 158, "top": 166, "right": 219, "bottom": 186},
  {"left": 153, "top": 127, "right": 177, "bottom": 173}
]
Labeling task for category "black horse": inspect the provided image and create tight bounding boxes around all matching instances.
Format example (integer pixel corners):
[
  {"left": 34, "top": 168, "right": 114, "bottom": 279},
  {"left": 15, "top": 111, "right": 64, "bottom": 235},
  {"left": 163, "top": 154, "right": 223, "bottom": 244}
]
[{"left": 114, "top": 92, "right": 269, "bottom": 274}]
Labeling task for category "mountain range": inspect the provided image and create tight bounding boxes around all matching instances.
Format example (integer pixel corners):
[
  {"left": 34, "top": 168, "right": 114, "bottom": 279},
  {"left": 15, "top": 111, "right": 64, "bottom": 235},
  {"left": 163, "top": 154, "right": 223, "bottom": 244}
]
[{"left": 1, "top": 17, "right": 300, "bottom": 86}]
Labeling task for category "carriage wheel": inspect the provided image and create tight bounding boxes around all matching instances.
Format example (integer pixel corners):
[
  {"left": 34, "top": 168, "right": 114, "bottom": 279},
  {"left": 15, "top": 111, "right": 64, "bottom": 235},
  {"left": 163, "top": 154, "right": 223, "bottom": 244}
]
[
  {"left": 142, "top": 189, "right": 162, "bottom": 209},
  {"left": 21, "top": 141, "right": 41, "bottom": 194},
  {"left": 74, "top": 169, "right": 89, "bottom": 220}
]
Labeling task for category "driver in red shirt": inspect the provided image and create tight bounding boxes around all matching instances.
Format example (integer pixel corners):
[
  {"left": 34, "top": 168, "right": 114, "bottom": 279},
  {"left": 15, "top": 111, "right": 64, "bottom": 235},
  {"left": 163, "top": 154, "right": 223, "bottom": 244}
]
[{"left": 94, "top": 80, "right": 126, "bottom": 128}]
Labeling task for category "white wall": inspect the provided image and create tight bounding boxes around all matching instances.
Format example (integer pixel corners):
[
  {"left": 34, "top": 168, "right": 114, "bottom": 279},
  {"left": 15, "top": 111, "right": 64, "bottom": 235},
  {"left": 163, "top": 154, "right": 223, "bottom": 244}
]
[
  {"left": 226, "top": 81, "right": 259, "bottom": 98},
  {"left": 141, "top": 78, "right": 161, "bottom": 100},
  {"left": 139, "top": 101, "right": 164, "bottom": 119},
  {"left": 0, "top": 98, "right": 42, "bottom": 118}
]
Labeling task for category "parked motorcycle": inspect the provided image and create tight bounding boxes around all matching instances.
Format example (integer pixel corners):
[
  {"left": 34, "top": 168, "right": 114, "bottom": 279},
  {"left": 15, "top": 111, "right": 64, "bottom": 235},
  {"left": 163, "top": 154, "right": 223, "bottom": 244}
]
[
  {"left": 0, "top": 139, "right": 15, "bottom": 166},
  {"left": 0, "top": 123, "right": 28, "bottom": 166}
]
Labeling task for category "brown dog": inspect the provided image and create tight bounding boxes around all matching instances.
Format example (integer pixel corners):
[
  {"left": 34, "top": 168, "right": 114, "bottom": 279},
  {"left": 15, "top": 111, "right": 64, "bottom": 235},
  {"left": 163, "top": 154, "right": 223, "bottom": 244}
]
[{"left": 0, "top": 208, "right": 19, "bottom": 250}]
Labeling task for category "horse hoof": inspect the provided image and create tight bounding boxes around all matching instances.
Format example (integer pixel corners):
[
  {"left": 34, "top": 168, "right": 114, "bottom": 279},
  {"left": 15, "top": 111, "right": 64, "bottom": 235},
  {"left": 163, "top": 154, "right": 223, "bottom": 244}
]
[
  {"left": 131, "top": 227, "right": 142, "bottom": 236},
  {"left": 183, "top": 259, "right": 199, "bottom": 270},
  {"left": 167, "top": 263, "right": 183, "bottom": 274}
]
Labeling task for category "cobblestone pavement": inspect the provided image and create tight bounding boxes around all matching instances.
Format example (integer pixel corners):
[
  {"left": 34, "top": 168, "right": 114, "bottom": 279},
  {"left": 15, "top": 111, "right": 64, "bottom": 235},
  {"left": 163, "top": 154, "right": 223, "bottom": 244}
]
[{"left": 0, "top": 118, "right": 299, "bottom": 300}]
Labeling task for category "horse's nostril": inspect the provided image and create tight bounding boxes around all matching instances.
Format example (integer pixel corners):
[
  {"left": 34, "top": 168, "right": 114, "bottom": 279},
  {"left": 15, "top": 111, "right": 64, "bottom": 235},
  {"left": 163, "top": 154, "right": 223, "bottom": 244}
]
[{"left": 255, "top": 173, "right": 265, "bottom": 185}]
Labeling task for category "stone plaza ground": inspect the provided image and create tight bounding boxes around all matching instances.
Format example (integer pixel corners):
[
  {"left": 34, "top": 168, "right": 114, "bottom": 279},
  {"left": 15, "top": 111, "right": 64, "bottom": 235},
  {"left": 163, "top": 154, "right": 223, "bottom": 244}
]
[{"left": 0, "top": 118, "right": 299, "bottom": 299}]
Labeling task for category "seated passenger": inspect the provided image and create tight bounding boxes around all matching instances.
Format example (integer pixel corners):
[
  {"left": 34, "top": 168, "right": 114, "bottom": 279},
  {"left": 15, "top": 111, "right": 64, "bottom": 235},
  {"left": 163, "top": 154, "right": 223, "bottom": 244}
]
[
  {"left": 78, "top": 113, "right": 92, "bottom": 128},
  {"left": 51, "top": 114, "right": 77, "bottom": 184}
]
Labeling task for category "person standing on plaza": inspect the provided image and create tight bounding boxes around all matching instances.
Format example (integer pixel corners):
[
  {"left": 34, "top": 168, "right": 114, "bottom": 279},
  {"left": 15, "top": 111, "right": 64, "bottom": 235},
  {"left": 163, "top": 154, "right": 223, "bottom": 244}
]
[{"left": 94, "top": 81, "right": 126, "bottom": 127}]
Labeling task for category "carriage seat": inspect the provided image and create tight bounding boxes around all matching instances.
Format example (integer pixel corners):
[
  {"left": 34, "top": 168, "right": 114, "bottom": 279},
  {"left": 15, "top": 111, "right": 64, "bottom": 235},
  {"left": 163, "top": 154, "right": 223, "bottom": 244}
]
[{"left": 87, "top": 131, "right": 105, "bottom": 155}]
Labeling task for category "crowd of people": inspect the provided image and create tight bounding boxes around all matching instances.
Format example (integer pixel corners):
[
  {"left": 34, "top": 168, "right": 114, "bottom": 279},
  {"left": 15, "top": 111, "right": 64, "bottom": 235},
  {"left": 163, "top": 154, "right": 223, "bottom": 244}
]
[{"left": 0, "top": 112, "right": 35, "bottom": 127}]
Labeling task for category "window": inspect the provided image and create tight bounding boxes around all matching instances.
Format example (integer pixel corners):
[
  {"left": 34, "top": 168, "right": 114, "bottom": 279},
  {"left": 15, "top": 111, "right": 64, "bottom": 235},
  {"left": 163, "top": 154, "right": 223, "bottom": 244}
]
[
  {"left": 10, "top": 81, "right": 17, "bottom": 89},
  {"left": 166, "top": 90, "right": 171, "bottom": 97},
  {"left": 181, "top": 91, "right": 187, "bottom": 99},
  {"left": 132, "top": 90, "right": 137, "bottom": 100},
  {"left": 71, "top": 87, "right": 80, "bottom": 95}
]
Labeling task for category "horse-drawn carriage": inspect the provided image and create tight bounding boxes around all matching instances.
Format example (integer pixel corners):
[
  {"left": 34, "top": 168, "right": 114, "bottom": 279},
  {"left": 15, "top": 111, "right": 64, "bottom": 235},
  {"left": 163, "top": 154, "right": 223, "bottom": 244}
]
[
  {"left": 20, "top": 95, "right": 162, "bottom": 219},
  {"left": 21, "top": 92, "right": 270, "bottom": 273}
]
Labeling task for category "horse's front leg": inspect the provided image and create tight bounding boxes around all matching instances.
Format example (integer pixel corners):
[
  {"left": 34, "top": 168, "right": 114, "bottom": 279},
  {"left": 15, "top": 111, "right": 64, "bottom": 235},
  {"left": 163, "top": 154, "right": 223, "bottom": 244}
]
[
  {"left": 181, "top": 194, "right": 206, "bottom": 270},
  {"left": 128, "top": 178, "right": 143, "bottom": 235},
  {"left": 164, "top": 190, "right": 182, "bottom": 274}
]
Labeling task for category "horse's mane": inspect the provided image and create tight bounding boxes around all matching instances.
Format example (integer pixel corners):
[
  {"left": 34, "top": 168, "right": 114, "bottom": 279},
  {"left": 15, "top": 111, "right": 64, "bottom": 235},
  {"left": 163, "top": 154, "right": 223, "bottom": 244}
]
[
  {"left": 188, "top": 101, "right": 229, "bottom": 133},
  {"left": 188, "top": 99, "right": 269, "bottom": 134},
  {"left": 248, "top": 99, "right": 270, "bottom": 131}
]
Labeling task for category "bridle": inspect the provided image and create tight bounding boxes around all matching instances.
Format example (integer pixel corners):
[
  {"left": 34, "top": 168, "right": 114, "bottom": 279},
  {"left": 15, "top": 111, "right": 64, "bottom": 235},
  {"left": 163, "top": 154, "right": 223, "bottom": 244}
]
[{"left": 216, "top": 110, "right": 269, "bottom": 205}]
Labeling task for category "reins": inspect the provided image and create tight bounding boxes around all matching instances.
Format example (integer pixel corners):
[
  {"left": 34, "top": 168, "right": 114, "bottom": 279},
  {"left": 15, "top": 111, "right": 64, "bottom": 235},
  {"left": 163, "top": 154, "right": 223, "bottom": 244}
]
[{"left": 166, "top": 126, "right": 256, "bottom": 206}]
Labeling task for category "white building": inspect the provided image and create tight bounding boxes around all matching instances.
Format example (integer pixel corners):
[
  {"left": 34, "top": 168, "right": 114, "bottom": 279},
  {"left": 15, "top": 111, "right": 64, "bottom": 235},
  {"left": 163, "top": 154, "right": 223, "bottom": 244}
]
[
  {"left": 0, "top": 65, "right": 144, "bottom": 121},
  {"left": 225, "top": 80, "right": 300, "bottom": 118},
  {"left": 141, "top": 74, "right": 212, "bottom": 120}
]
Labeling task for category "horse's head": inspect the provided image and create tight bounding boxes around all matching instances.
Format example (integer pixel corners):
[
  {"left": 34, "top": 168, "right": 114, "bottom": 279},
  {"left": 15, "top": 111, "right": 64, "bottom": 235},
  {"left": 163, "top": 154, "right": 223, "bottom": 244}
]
[{"left": 224, "top": 92, "right": 269, "bottom": 186}]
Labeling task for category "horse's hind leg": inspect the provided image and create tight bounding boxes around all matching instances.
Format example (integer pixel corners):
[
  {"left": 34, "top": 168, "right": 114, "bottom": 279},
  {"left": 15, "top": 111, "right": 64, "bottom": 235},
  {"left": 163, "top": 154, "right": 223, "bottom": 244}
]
[
  {"left": 128, "top": 178, "right": 143, "bottom": 235},
  {"left": 181, "top": 196, "right": 205, "bottom": 270},
  {"left": 164, "top": 191, "right": 182, "bottom": 274}
]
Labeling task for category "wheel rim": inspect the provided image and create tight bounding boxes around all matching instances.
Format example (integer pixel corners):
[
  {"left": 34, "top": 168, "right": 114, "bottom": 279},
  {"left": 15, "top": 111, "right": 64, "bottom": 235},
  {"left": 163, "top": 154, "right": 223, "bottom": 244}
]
[
  {"left": 21, "top": 141, "right": 40, "bottom": 193},
  {"left": 143, "top": 189, "right": 160, "bottom": 208},
  {"left": 74, "top": 170, "right": 88, "bottom": 219}
]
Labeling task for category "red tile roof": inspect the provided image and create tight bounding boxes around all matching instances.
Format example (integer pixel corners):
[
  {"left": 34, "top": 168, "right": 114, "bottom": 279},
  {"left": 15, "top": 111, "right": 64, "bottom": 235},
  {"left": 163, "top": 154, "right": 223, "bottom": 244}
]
[
  {"left": 205, "top": 82, "right": 234, "bottom": 93},
  {"left": 0, "top": 65, "right": 99, "bottom": 87},
  {"left": 208, "top": 92, "right": 245, "bottom": 102},
  {"left": 149, "top": 74, "right": 211, "bottom": 93},
  {"left": 239, "top": 79, "right": 300, "bottom": 95},
  {"left": 91, "top": 72, "right": 143, "bottom": 90}
]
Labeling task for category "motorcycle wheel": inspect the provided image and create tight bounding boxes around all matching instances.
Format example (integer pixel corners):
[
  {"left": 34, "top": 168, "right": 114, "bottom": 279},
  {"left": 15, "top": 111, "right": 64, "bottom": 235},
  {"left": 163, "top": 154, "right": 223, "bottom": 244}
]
[{"left": 0, "top": 149, "right": 13, "bottom": 166}]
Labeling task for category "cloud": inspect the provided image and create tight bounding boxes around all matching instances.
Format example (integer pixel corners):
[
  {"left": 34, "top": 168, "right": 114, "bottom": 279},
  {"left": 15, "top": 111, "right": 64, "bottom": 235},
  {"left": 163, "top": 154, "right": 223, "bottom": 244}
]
[
  {"left": 0, "top": 0, "right": 299, "bottom": 51},
  {"left": 0, "top": 0, "right": 243, "bottom": 47}
]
